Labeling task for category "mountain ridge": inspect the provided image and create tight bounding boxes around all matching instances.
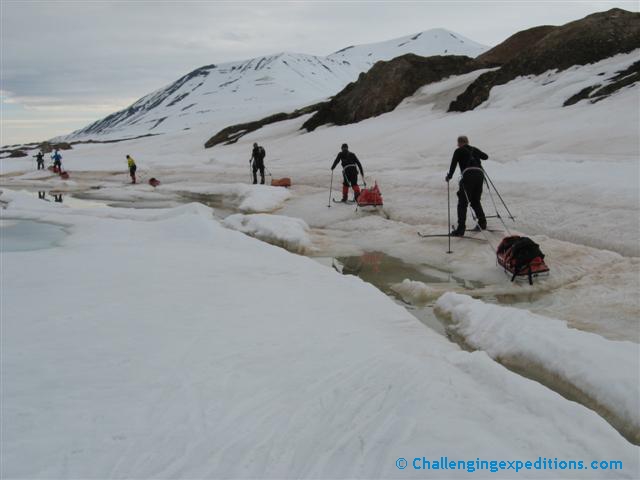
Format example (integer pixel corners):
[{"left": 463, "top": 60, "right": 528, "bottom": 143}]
[{"left": 60, "top": 28, "right": 487, "bottom": 141}]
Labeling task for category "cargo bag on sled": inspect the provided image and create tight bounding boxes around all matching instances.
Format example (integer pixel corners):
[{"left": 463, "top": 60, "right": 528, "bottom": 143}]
[
  {"left": 356, "top": 182, "right": 383, "bottom": 207},
  {"left": 496, "top": 235, "right": 549, "bottom": 285}
]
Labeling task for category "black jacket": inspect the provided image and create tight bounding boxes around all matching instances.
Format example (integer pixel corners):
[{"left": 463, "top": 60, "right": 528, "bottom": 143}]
[
  {"left": 252, "top": 146, "right": 266, "bottom": 163},
  {"left": 447, "top": 145, "right": 488, "bottom": 179},
  {"left": 331, "top": 151, "right": 364, "bottom": 176}
]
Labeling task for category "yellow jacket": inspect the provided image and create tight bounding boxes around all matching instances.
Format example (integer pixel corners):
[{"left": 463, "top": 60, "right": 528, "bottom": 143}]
[{"left": 127, "top": 157, "right": 136, "bottom": 168}]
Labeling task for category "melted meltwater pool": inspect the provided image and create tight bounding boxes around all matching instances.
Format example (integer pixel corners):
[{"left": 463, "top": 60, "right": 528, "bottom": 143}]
[
  {"left": 312, "top": 251, "right": 483, "bottom": 335},
  {"left": 1, "top": 219, "right": 67, "bottom": 252}
]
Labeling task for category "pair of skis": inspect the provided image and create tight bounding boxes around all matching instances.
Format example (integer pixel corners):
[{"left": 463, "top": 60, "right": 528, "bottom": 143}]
[
  {"left": 332, "top": 198, "right": 357, "bottom": 205},
  {"left": 417, "top": 227, "right": 503, "bottom": 242}
]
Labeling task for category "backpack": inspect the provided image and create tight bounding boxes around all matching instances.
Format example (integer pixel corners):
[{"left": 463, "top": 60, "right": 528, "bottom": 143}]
[{"left": 258, "top": 146, "right": 266, "bottom": 160}]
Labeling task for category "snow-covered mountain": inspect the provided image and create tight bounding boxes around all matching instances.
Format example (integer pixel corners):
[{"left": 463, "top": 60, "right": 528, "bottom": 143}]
[{"left": 64, "top": 29, "right": 487, "bottom": 141}]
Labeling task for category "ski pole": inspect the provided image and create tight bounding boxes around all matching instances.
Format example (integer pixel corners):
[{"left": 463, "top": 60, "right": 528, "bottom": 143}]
[
  {"left": 249, "top": 159, "right": 253, "bottom": 183},
  {"left": 482, "top": 168, "right": 515, "bottom": 221},
  {"left": 327, "top": 170, "right": 333, "bottom": 208},
  {"left": 483, "top": 175, "right": 511, "bottom": 235},
  {"left": 447, "top": 179, "right": 452, "bottom": 254}
]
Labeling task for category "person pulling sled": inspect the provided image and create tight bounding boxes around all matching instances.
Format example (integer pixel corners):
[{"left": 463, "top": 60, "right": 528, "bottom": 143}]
[
  {"left": 446, "top": 135, "right": 488, "bottom": 236},
  {"left": 126, "top": 155, "right": 137, "bottom": 184},
  {"left": 331, "top": 143, "right": 364, "bottom": 202},
  {"left": 34, "top": 151, "right": 45, "bottom": 170},
  {"left": 250, "top": 143, "right": 266, "bottom": 184},
  {"left": 51, "top": 148, "right": 63, "bottom": 173}
]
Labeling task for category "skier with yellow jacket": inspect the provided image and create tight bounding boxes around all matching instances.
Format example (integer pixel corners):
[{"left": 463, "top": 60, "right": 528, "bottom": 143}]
[{"left": 126, "top": 155, "right": 137, "bottom": 184}]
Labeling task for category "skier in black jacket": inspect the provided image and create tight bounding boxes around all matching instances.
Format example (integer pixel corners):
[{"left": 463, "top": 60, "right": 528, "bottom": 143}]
[
  {"left": 446, "top": 135, "right": 488, "bottom": 236},
  {"left": 331, "top": 143, "right": 364, "bottom": 202},
  {"left": 251, "top": 143, "right": 266, "bottom": 184},
  {"left": 34, "top": 151, "right": 45, "bottom": 170}
]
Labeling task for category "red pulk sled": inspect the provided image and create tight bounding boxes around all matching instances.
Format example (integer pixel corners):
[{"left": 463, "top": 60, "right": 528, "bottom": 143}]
[
  {"left": 271, "top": 177, "right": 292, "bottom": 188},
  {"left": 356, "top": 182, "right": 383, "bottom": 207},
  {"left": 148, "top": 177, "right": 161, "bottom": 187},
  {"left": 60, "top": 171, "right": 70, "bottom": 180},
  {"left": 496, "top": 235, "right": 549, "bottom": 285}
]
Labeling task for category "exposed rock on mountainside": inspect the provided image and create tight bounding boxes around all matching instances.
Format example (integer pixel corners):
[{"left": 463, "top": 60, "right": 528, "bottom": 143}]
[
  {"left": 302, "top": 55, "right": 478, "bottom": 132},
  {"left": 204, "top": 102, "right": 326, "bottom": 148},
  {"left": 450, "top": 8, "right": 640, "bottom": 111},
  {"left": 563, "top": 60, "right": 640, "bottom": 106},
  {"left": 38, "top": 142, "right": 73, "bottom": 153}
]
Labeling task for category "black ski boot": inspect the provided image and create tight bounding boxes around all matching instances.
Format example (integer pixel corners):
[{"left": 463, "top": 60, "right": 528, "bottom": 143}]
[{"left": 450, "top": 227, "right": 465, "bottom": 237}]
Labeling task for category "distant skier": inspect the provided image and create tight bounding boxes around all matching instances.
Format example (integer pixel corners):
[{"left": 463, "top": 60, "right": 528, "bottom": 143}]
[
  {"left": 446, "top": 135, "right": 488, "bottom": 236},
  {"left": 331, "top": 143, "right": 364, "bottom": 202},
  {"left": 126, "top": 155, "right": 137, "bottom": 184},
  {"left": 34, "top": 151, "right": 45, "bottom": 170},
  {"left": 51, "top": 148, "right": 63, "bottom": 173},
  {"left": 250, "top": 143, "right": 266, "bottom": 184}
]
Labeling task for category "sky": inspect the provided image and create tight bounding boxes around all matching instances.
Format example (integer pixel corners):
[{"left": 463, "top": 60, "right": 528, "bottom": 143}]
[{"left": 1, "top": 0, "right": 638, "bottom": 146}]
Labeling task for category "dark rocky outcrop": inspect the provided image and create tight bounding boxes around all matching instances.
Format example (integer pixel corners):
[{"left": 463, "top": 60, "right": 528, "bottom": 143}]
[
  {"left": 38, "top": 141, "right": 73, "bottom": 153},
  {"left": 302, "top": 54, "right": 479, "bottom": 132},
  {"left": 6, "top": 149, "right": 28, "bottom": 158},
  {"left": 204, "top": 102, "right": 326, "bottom": 148},
  {"left": 450, "top": 8, "right": 640, "bottom": 112}
]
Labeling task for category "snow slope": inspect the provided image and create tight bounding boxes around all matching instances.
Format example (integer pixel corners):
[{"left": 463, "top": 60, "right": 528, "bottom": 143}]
[
  {"left": 2, "top": 191, "right": 638, "bottom": 478},
  {"left": 60, "top": 29, "right": 487, "bottom": 141}
]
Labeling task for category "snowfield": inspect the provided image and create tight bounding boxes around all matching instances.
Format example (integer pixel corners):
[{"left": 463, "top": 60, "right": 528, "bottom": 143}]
[{"left": 2, "top": 191, "right": 638, "bottom": 478}]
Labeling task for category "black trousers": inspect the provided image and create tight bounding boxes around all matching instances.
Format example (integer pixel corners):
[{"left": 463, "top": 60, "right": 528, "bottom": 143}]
[
  {"left": 457, "top": 169, "right": 486, "bottom": 230},
  {"left": 252, "top": 161, "right": 264, "bottom": 184},
  {"left": 342, "top": 166, "right": 358, "bottom": 187}
]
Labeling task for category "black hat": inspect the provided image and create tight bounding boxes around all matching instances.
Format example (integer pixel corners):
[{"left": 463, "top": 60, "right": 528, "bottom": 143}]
[{"left": 341, "top": 143, "right": 348, "bottom": 149}]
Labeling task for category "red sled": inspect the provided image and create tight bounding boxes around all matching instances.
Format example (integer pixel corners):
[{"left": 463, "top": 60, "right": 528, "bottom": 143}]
[
  {"left": 357, "top": 182, "right": 383, "bottom": 207},
  {"left": 60, "top": 171, "right": 70, "bottom": 180},
  {"left": 496, "top": 235, "right": 549, "bottom": 285},
  {"left": 148, "top": 177, "right": 161, "bottom": 187},
  {"left": 271, "top": 177, "right": 292, "bottom": 187}
]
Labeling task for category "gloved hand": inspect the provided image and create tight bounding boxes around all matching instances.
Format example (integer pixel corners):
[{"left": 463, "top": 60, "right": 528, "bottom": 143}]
[{"left": 445, "top": 174, "right": 452, "bottom": 182}]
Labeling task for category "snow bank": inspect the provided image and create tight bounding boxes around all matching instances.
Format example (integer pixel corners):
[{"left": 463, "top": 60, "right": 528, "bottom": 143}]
[
  {"left": 392, "top": 278, "right": 444, "bottom": 303},
  {"left": 161, "top": 182, "right": 291, "bottom": 212},
  {"left": 223, "top": 213, "right": 312, "bottom": 253},
  {"left": 435, "top": 292, "right": 640, "bottom": 444},
  {"left": 3, "top": 196, "right": 638, "bottom": 478}
]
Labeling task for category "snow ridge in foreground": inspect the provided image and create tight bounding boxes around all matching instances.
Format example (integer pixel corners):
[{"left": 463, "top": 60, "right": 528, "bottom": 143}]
[{"left": 435, "top": 292, "right": 640, "bottom": 444}]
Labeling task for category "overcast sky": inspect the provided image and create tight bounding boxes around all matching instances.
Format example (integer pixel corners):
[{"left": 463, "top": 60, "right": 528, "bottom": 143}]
[{"left": 1, "top": 0, "right": 638, "bottom": 145}]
